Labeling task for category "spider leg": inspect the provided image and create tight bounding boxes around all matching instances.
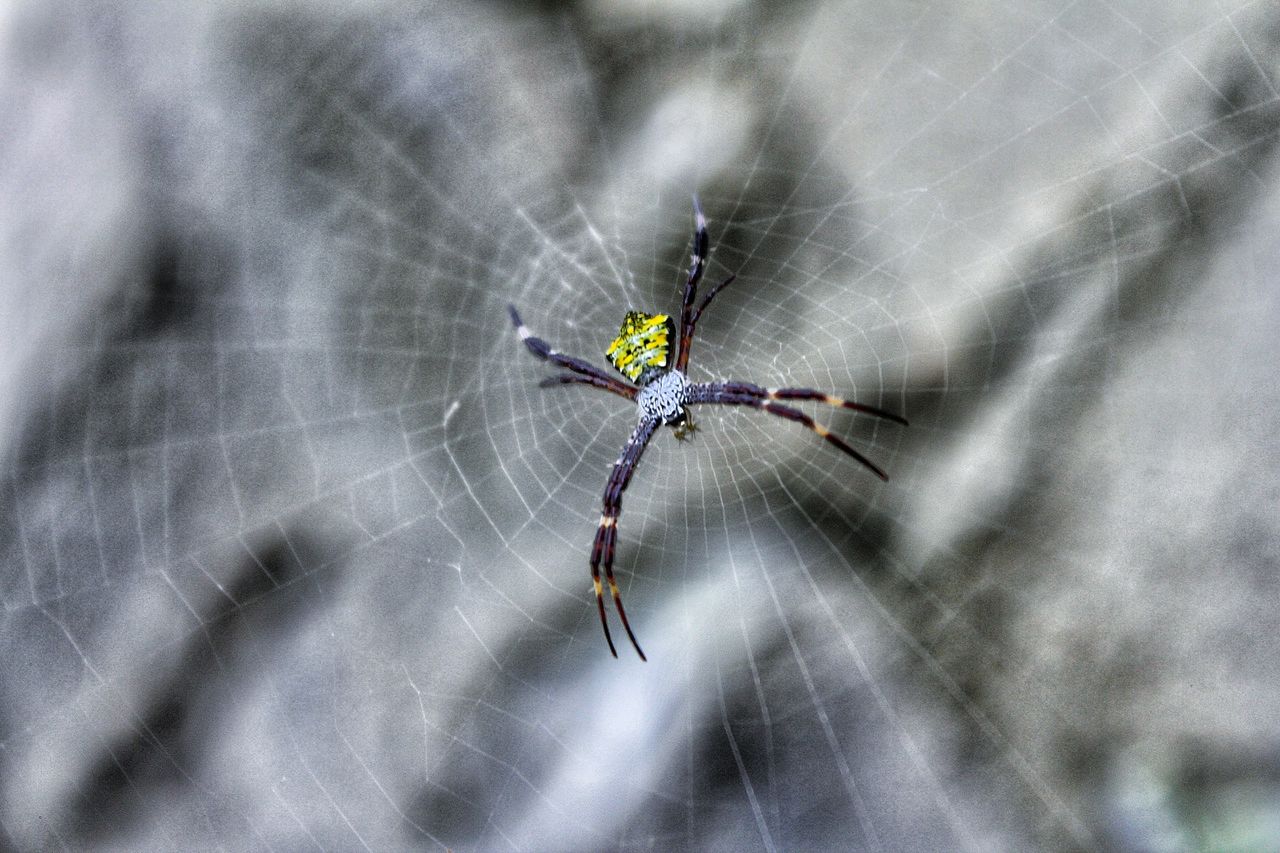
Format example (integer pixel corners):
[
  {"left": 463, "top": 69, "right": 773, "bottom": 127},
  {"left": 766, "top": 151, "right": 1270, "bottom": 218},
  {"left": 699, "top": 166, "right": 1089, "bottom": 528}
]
[
  {"left": 674, "top": 196, "right": 709, "bottom": 373},
  {"left": 508, "top": 304, "right": 638, "bottom": 393},
  {"left": 707, "top": 380, "right": 907, "bottom": 425},
  {"left": 688, "top": 384, "right": 893, "bottom": 481},
  {"left": 676, "top": 273, "right": 737, "bottom": 373},
  {"left": 539, "top": 373, "right": 638, "bottom": 402},
  {"left": 690, "top": 274, "right": 736, "bottom": 329},
  {"left": 590, "top": 418, "right": 659, "bottom": 660}
]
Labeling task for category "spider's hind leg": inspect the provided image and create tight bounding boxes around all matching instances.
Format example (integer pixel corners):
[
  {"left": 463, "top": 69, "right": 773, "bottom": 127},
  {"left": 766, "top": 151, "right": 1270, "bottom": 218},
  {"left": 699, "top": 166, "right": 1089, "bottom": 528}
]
[
  {"left": 509, "top": 304, "right": 639, "bottom": 399},
  {"left": 674, "top": 197, "right": 710, "bottom": 373}
]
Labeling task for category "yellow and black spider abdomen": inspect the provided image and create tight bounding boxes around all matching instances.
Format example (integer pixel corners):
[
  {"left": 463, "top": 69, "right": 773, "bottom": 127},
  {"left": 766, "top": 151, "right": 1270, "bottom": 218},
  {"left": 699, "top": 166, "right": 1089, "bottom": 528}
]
[{"left": 605, "top": 311, "right": 674, "bottom": 383}]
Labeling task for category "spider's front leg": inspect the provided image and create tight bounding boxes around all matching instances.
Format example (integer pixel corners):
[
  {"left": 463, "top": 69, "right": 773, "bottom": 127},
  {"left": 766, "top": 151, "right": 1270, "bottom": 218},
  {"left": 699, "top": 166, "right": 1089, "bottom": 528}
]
[
  {"left": 687, "top": 381, "right": 907, "bottom": 481},
  {"left": 590, "top": 418, "right": 659, "bottom": 660}
]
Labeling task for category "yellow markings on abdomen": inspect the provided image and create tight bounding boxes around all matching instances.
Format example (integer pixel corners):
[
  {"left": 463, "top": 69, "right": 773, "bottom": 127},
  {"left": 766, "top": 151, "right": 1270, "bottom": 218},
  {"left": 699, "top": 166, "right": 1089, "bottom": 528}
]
[{"left": 606, "top": 311, "right": 674, "bottom": 382}]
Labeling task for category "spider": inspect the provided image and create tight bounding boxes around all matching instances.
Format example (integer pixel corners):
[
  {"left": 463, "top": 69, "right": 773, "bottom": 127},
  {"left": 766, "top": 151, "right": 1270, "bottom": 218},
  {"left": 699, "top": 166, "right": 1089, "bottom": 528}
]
[{"left": 508, "top": 198, "right": 907, "bottom": 660}]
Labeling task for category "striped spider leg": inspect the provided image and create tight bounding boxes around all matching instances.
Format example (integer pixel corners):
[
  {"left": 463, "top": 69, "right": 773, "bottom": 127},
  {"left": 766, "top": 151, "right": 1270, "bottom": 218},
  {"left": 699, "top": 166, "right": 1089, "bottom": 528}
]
[
  {"left": 508, "top": 305, "right": 638, "bottom": 402},
  {"left": 507, "top": 305, "right": 653, "bottom": 658},
  {"left": 510, "top": 196, "right": 906, "bottom": 660},
  {"left": 590, "top": 417, "right": 659, "bottom": 660},
  {"left": 684, "top": 381, "right": 907, "bottom": 482},
  {"left": 674, "top": 195, "right": 709, "bottom": 373}
]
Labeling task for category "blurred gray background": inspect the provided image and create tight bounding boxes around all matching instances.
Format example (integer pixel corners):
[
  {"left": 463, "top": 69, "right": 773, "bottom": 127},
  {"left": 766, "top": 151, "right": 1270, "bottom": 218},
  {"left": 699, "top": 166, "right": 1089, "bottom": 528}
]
[{"left": 2, "top": 1, "right": 1278, "bottom": 850}]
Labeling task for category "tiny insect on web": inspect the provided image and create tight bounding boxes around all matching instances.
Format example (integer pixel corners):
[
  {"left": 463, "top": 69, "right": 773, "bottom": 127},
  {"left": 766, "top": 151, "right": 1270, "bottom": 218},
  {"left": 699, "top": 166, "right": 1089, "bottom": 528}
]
[{"left": 509, "top": 197, "right": 907, "bottom": 660}]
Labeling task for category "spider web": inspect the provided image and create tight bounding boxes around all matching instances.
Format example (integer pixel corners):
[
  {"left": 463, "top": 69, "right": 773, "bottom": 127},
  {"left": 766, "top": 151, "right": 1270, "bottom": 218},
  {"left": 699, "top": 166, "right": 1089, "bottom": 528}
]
[{"left": 3, "top": 0, "right": 1280, "bottom": 850}]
